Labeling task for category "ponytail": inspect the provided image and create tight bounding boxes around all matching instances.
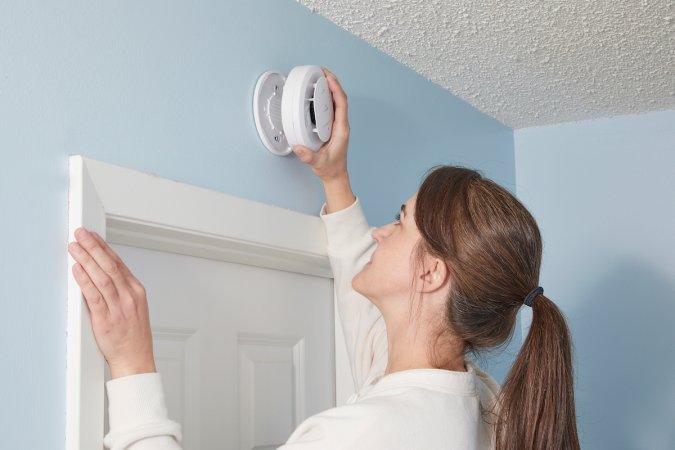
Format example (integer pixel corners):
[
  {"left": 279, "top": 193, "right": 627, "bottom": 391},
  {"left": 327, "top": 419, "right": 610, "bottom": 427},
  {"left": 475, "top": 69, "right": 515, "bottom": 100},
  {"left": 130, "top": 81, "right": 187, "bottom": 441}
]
[
  {"left": 412, "top": 166, "right": 581, "bottom": 448},
  {"left": 495, "top": 294, "right": 580, "bottom": 450}
]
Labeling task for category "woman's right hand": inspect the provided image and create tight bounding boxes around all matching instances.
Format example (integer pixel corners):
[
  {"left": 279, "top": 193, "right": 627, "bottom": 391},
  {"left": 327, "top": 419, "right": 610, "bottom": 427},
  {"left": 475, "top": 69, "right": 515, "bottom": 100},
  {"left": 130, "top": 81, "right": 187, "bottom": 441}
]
[
  {"left": 68, "top": 227, "right": 157, "bottom": 380},
  {"left": 292, "top": 67, "right": 350, "bottom": 182}
]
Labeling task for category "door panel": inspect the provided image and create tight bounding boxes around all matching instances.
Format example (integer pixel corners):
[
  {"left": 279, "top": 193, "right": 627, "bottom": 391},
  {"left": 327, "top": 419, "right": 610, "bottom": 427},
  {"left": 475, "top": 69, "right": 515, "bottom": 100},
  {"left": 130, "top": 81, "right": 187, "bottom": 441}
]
[{"left": 105, "top": 243, "right": 336, "bottom": 450}]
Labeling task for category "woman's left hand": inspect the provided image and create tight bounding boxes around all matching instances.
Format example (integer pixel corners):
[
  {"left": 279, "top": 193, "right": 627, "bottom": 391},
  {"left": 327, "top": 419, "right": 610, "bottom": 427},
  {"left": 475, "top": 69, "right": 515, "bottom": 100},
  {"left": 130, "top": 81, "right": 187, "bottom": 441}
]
[{"left": 68, "top": 227, "right": 156, "bottom": 379}]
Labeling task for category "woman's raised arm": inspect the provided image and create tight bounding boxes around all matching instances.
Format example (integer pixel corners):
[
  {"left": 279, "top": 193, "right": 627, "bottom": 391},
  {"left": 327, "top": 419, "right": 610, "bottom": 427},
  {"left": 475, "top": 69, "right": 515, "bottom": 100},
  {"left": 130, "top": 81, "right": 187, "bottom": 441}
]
[{"left": 292, "top": 67, "right": 355, "bottom": 214}]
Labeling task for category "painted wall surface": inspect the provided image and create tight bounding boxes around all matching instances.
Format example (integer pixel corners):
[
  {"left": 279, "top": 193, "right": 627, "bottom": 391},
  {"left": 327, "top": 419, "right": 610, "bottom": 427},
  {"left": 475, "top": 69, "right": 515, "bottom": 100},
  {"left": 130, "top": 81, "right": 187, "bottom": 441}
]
[
  {"left": 0, "top": 1, "right": 514, "bottom": 447},
  {"left": 515, "top": 109, "right": 675, "bottom": 450}
]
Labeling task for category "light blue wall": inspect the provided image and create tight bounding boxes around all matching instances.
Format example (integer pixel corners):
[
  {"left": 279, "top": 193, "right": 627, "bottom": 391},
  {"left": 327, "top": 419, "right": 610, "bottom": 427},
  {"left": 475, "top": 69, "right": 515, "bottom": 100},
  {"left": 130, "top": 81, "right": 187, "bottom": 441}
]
[
  {"left": 0, "top": 1, "right": 514, "bottom": 447},
  {"left": 515, "top": 109, "right": 675, "bottom": 450}
]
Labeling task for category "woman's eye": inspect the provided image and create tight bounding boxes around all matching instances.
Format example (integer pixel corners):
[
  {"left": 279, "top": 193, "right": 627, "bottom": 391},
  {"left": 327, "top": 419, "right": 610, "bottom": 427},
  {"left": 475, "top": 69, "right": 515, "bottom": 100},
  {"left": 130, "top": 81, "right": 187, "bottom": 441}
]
[{"left": 394, "top": 212, "right": 401, "bottom": 224}]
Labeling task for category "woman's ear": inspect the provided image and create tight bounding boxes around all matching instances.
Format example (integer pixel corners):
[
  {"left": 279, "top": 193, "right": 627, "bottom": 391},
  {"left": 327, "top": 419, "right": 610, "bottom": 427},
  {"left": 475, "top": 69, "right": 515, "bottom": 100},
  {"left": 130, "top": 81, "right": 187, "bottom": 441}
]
[{"left": 418, "top": 257, "right": 449, "bottom": 293}]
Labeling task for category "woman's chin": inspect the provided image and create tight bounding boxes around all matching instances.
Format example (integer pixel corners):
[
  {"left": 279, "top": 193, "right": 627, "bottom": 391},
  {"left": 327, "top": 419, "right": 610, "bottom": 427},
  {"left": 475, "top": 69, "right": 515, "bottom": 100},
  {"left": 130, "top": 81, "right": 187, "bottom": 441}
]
[{"left": 351, "top": 266, "right": 368, "bottom": 296}]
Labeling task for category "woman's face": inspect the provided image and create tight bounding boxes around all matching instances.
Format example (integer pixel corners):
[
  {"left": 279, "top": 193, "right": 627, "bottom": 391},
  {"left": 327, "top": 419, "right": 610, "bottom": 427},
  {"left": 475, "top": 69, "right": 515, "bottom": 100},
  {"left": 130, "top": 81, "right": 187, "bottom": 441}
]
[{"left": 352, "top": 191, "right": 424, "bottom": 308}]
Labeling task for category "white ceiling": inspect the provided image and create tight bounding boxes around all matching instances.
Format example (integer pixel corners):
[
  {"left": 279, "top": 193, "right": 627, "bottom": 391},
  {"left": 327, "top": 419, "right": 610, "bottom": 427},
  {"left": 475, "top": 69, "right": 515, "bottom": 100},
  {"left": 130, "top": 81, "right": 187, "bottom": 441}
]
[{"left": 297, "top": 0, "right": 675, "bottom": 129}]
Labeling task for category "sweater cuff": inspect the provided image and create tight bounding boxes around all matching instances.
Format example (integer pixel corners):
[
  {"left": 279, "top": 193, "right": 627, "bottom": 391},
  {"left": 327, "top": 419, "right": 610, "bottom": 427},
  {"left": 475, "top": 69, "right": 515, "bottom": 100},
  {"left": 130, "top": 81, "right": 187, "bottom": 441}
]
[
  {"left": 318, "top": 196, "right": 372, "bottom": 254},
  {"left": 105, "top": 372, "right": 178, "bottom": 436}
]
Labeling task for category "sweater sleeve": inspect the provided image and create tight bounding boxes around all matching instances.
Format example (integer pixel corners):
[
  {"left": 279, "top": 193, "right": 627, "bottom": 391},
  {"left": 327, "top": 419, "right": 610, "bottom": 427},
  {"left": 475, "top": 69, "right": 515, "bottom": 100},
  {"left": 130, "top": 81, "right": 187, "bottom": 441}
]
[
  {"left": 318, "top": 196, "right": 389, "bottom": 393},
  {"left": 103, "top": 372, "right": 183, "bottom": 450}
]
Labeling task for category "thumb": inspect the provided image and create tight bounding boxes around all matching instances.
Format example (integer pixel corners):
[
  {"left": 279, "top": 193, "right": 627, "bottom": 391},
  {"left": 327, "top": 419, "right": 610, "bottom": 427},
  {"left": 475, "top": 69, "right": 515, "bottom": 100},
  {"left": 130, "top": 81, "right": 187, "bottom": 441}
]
[{"left": 292, "top": 145, "right": 315, "bottom": 164}]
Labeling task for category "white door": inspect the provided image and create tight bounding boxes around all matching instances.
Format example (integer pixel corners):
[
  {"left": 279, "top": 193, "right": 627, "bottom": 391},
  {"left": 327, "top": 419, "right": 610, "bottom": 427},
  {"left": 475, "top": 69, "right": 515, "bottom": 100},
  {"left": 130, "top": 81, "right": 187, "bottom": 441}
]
[{"left": 104, "top": 244, "right": 336, "bottom": 450}]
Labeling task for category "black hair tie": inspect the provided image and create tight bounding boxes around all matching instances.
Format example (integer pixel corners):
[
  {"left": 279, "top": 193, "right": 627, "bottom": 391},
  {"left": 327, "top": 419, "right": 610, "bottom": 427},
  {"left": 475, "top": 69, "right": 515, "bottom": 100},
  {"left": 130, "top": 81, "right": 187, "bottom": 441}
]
[{"left": 523, "top": 286, "right": 544, "bottom": 307}]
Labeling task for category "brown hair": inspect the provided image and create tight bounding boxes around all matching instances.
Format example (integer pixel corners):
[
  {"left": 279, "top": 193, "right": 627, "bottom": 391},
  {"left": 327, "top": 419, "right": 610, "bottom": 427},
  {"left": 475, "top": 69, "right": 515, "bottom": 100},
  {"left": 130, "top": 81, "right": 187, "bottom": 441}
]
[{"left": 411, "top": 165, "right": 580, "bottom": 450}]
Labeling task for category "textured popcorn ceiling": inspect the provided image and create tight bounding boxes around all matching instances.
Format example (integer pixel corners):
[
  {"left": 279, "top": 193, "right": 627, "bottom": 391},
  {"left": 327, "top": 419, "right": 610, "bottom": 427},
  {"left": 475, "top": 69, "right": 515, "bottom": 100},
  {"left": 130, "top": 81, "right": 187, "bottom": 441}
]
[{"left": 297, "top": 0, "right": 675, "bottom": 128}]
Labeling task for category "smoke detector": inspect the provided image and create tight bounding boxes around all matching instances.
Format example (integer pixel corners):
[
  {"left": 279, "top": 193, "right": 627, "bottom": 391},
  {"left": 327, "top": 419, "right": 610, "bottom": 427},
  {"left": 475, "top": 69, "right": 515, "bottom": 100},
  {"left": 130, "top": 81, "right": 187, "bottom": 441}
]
[{"left": 253, "top": 65, "right": 334, "bottom": 156}]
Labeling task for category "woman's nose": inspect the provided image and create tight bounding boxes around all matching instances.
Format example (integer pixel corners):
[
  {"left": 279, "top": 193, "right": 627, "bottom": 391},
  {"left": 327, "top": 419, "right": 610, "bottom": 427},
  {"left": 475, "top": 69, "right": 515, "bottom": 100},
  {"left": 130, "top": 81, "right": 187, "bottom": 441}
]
[{"left": 371, "top": 224, "right": 392, "bottom": 242}]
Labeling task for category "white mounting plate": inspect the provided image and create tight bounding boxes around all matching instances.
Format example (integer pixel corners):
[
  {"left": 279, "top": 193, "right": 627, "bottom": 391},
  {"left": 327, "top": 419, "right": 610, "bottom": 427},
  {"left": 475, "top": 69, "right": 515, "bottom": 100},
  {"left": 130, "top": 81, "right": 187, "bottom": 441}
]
[{"left": 253, "top": 71, "right": 291, "bottom": 156}]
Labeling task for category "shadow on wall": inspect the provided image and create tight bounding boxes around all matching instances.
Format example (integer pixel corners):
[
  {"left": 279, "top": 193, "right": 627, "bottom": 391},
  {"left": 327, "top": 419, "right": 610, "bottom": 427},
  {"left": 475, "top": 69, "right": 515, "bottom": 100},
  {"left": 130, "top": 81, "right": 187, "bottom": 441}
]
[{"left": 573, "top": 260, "right": 675, "bottom": 450}]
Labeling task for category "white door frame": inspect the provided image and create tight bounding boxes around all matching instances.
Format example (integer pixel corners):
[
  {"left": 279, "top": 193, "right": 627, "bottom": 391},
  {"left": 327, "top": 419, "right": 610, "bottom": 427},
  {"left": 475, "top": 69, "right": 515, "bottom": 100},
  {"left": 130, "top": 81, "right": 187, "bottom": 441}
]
[{"left": 67, "top": 156, "right": 347, "bottom": 450}]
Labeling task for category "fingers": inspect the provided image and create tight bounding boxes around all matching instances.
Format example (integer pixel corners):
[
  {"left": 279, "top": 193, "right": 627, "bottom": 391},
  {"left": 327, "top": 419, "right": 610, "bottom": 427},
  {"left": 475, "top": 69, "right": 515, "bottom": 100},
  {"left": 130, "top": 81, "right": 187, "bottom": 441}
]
[
  {"left": 321, "top": 68, "right": 347, "bottom": 110},
  {"left": 89, "top": 231, "right": 145, "bottom": 294},
  {"left": 71, "top": 262, "right": 110, "bottom": 318},
  {"left": 69, "top": 228, "right": 124, "bottom": 315},
  {"left": 321, "top": 68, "right": 349, "bottom": 134},
  {"left": 76, "top": 229, "right": 125, "bottom": 281}
]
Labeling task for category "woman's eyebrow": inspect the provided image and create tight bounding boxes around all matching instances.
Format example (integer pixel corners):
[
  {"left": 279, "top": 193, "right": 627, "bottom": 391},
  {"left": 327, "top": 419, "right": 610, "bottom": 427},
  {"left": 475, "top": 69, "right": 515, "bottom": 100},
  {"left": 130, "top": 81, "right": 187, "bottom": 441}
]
[{"left": 401, "top": 203, "right": 406, "bottom": 217}]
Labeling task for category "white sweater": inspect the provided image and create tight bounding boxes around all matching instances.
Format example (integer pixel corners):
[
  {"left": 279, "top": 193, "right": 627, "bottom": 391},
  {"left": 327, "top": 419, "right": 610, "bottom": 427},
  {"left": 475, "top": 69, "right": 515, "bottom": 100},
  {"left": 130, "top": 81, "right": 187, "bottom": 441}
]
[{"left": 103, "top": 196, "right": 500, "bottom": 450}]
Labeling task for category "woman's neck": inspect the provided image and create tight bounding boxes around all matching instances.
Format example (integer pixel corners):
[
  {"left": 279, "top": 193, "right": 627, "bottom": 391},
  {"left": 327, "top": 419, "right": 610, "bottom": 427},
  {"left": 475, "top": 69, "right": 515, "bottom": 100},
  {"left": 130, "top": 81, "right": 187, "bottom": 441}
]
[{"left": 383, "top": 319, "right": 466, "bottom": 376}]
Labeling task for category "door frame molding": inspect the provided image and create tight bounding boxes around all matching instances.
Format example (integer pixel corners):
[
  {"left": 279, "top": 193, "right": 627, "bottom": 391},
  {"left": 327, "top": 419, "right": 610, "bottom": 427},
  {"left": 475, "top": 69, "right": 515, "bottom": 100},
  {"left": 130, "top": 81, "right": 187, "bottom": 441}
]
[{"left": 67, "top": 155, "right": 342, "bottom": 449}]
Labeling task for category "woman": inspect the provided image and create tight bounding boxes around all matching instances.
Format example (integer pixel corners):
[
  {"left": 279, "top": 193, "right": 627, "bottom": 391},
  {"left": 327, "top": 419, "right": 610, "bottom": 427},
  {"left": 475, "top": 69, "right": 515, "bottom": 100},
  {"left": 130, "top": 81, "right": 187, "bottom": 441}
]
[{"left": 68, "top": 68, "right": 580, "bottom": 450}]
